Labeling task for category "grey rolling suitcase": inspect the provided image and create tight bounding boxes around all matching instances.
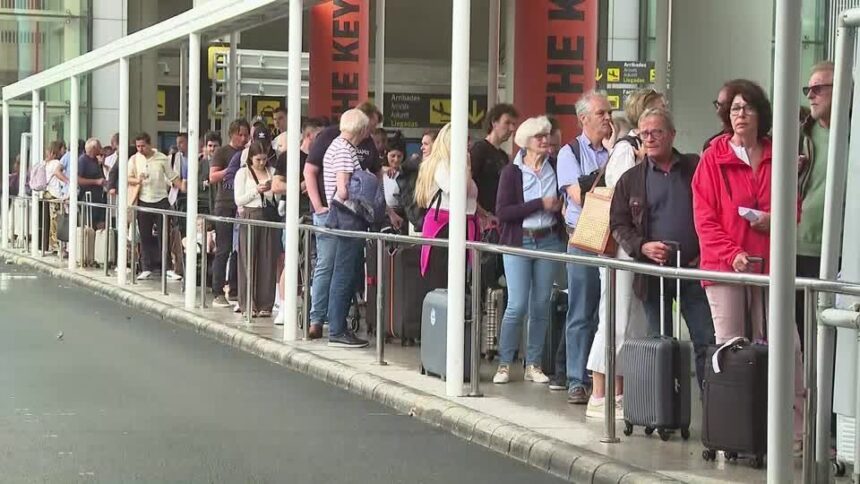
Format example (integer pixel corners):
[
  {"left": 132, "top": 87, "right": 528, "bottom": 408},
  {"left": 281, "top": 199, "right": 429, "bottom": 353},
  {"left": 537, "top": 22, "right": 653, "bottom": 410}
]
[
  {"left": 419, "top": 289, "right": 472, "bottom": 381},
  {"left": 621, "top": 242, "right": 692, "bottom": 441}
]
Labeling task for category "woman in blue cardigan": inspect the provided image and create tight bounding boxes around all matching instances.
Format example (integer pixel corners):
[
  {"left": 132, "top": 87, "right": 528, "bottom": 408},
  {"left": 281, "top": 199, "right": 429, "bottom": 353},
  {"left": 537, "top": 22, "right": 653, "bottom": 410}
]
[{"left": 492, "top": 116, "right": 566, "bottom": 384}]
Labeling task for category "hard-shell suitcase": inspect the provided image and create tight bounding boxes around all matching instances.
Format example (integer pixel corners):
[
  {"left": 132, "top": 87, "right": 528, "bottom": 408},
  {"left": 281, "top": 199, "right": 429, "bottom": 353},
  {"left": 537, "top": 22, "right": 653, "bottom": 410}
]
[
  {"left": 622, "top": 242, "right": 692, "bottom": 440},
  {"left": 365, "top": 242, "right": 430, "bottom": 343},
  {"left": 419, "top": 289, "right": 472, "bottom": 381},
  {"left": 541, "top": 287, "right": 568, "bottom": 375},
  {"left": 701, "top": 257, "right": 768, "bottom": 469},
  {"left": 481, "top": 287, "right": 505, "bottom": 360},
  {"left": 76, "top": 193, "right": 96, "bottom": 267}
]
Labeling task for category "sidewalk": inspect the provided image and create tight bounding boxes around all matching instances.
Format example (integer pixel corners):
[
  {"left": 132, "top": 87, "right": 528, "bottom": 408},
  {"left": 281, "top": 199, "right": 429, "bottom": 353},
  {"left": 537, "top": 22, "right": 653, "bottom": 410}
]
[{"left": 1, "top": 248, "right": 840, "bottom": 484}]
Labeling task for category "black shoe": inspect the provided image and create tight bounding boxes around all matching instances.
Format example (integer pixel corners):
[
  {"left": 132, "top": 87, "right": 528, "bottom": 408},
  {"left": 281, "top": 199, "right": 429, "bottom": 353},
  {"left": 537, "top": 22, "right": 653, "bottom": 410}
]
[
  {"left": 548, "top": 375, "right": 568, "bottom": 391},
  {"left": 328, "top": 332, "right": 369, "bottom": 348}
]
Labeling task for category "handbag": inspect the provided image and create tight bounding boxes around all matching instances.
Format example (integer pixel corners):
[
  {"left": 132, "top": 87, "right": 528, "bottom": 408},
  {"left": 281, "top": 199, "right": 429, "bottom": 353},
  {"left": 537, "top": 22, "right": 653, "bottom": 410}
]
[
  {"left": 247, "top": 167, "right": 280, "bottom": 222},
  {"left": 570, "top": 164, "right": 616, "bottom": 256},
  {"left": 57, "top": 210, "right": 70, "bottom": 243}
]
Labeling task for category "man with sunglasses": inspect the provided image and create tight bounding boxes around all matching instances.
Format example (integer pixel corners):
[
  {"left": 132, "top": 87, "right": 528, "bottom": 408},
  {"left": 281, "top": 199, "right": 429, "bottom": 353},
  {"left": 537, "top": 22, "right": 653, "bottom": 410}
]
[
  {"left": 703, "top": 84, "right": 733, "bottom": 151},
  {"left": 796, "top": 61, "right": 835, "bottom": 349}
]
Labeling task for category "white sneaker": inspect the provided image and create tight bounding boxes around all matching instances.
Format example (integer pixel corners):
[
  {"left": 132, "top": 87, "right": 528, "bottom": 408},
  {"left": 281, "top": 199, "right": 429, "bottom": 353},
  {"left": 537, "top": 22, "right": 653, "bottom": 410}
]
[
  {"left": 166, "top": 270, "right": 182, "bottom": 281},
  {"left": 493, "top": 365, "right": 510, "bottom": 384},
  {"left": 273, "top": 312, "right": 284, "bottom": 326},
  {"left": 585, "top": 396, "right": 625, "bottom": 420},
  {"left": 136, "top": 270, "right": 152, "bottom": 281},
  {"left": 524, "top": 365, "right": 550, "bottom": 384}
]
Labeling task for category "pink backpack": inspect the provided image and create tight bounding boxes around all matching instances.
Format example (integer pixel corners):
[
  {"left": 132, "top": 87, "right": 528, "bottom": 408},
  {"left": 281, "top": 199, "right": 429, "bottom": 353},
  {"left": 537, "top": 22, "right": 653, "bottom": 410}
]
[{"left": 28, "top": 161, "right": 49, "bottom": 192}]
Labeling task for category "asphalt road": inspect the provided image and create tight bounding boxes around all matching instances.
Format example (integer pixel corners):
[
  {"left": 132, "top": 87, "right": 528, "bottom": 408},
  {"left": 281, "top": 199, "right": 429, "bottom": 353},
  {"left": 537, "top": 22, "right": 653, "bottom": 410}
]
[{"left": 0, "top": 262, "right": 564, "bottom": 483}]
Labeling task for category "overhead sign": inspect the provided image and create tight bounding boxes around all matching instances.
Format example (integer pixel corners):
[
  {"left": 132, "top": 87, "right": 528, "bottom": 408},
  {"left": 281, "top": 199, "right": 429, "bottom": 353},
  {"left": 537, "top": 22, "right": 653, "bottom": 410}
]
[
  {"left": 253, "top": 97, "right": 283, "bottom": 129},
  {"left": 157, "top": 85, "right": 180, "bottom": 121},
  {"left": 596, "top": 61, "right": 654, "bottom": 86},
  {"left": 383, "top": 93, "right": 487, "bottom": 129}
]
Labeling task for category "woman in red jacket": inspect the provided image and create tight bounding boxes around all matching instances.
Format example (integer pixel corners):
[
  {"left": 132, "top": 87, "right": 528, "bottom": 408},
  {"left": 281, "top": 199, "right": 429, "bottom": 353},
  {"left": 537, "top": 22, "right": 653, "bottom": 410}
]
[{"left": 692, "top": 78, "right": 804, "bottom": 451}]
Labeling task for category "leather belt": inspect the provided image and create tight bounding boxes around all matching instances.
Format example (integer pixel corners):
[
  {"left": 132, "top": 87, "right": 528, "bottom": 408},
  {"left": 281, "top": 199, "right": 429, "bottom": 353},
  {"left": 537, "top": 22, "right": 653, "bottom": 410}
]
[{"left": 523, "top": 226, "right": 554, "bottom": 239}]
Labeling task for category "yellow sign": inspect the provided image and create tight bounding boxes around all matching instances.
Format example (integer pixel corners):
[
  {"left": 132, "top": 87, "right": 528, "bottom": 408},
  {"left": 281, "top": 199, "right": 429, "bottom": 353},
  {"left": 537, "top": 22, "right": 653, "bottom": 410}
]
[
  {"left": 255, "top": 99, "right": 281, "bottom": 128},
  {"left": 429, "top": 98, "right": 451, "bottom": 125},
  {"left": 595, "top": 68, "right": 603, "bottom": 82},
  {"left": 468, "top": 100, "right": 485, "bottom": 126},
  {"left": 606, "top": 68, "right": 620, "bottom": 83},
  {"left": 157, "top": 89, "right": 166, "bottom": 117},
  {"left": 207, "top": 46, "right": 229, "bottom": 80},
  {"left": 607, "top": 95, "right": 621, "bottom": 110},
  {"left": 650, "top": 68, "right": 656, "bottom": 83}
]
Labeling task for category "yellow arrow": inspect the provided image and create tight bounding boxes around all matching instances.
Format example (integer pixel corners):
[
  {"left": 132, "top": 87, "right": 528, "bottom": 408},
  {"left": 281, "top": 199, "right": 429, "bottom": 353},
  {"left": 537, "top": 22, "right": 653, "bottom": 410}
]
[
  {"left": 595, "top": 68, "right": 603, "bottom": 82},
  {"left": 469, "top": 100, "right": 485, "bottom": 125}
]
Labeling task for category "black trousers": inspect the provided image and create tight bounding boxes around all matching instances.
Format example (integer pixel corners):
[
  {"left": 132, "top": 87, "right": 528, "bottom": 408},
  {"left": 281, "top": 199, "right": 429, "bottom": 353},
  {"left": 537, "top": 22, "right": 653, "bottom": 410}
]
[
  {"left": 212, "top": 206, "right": 238, "bottom": 298},
  {"left": 137, "top": 199, "right": 169, "bottom": 272},
  {"left": 796, "top": 255, "right": 822, "bottom": 351}
]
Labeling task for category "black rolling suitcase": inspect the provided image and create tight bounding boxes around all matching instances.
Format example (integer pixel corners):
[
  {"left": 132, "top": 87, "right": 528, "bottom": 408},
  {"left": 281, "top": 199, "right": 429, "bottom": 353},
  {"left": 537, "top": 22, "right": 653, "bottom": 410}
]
[
  {"left": 366, "top": 242, "right": 430, "bottom": 344},
  {"left": 541, "top": 287, "right": 567, "bottom": 375},
  {"left": 621, "top": 242, "right": 692, "bottom": 441},
  {"left": 701, "top": 257, "right": 768, "bottom": 469}
]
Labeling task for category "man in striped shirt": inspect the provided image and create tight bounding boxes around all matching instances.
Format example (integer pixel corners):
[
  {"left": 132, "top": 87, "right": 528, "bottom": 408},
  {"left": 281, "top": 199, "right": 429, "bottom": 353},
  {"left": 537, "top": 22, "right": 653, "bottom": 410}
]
[{"left": 321, "top": 108, "right": 372, "bottom": 348}]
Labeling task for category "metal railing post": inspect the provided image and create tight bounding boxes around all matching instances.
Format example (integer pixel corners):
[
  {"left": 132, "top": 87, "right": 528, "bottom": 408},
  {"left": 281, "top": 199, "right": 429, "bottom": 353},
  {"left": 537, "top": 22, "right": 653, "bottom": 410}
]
[
  {"left": 245, "top": 223, "right": 253, "bottom": 324},
  {"left": 302, "top": 227, "right": 311, "bottom": 338},
  {"left": 104, "top": 203, "right": 112, "bottom": 276},
  {"left": 130, "top": 210, "right": 137, "bottom": 285},
  {"left": 375, "top": 240, "right": 387, "bottom": 366},
  {"left": 601, "top": 267, "right": 619, "bottom": 443},
  {"left": 468, "top": 246, "right": 482, "bottom": 397},
  {"left": 802, "top": 287, "right": 818, "bottom": 484},
  {"left": 161, "top": 213, "right": 168, "bottom": 295},
  {"left": 199, "top": 217, "right": 208, "bottom": 309}
]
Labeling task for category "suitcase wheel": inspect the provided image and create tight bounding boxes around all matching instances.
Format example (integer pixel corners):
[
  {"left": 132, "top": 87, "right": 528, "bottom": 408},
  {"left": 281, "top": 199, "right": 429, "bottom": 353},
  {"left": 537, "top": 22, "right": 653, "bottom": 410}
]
[
  {"left": 725, "top": 452, "right": 738, "bottom": 461},
  {"left": 644, "top": 426, "right": 655, "bottom": 436},
  {"left": 484, "top": 350, "right": 496, "bottom": 362},
  {"left": 419, "top": 365, "right": 426, "bottom": 375},
  {"left": 657, "top": 429, "right": 671, "bottom": 442},
  {"left": 833, "top": 459, "right": 846, "bottom": 477},
  {"left": 623, "top": 421, "right": 633, "bottom": 436},
  {"left": 702, "top": 449, "right": 717, "bottom": 461},
  {"left": 749, "top": 454, "right": 764, "bottom": 469},
  {"left": 680, "top": 427, "right": 690, "bottom": 440}
]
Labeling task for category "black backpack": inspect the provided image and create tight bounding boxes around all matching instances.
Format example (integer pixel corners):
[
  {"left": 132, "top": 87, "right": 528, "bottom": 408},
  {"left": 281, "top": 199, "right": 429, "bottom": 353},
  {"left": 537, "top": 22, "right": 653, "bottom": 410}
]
[{"left": 397, "top": 155, "right": 425, "bottom": 230}]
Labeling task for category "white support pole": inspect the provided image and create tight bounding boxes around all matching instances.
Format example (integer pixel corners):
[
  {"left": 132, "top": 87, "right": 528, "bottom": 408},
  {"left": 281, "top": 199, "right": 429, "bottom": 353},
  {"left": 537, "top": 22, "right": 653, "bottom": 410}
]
[
  {"left": 19, "top": 134, "right": 29, "bottom": 198},
  {"left": 487, "top": 0, "right": 500, "bottom": 108},
  {"left": 446, "top": 0, "right": 470, "bottom": 398},
  {"left": 228, "top": 33, "right": 239, "bottom": 122},
  {"left": 503, "top": 0, "right": 516, "bottom": 104},
  {"left": 116, "top": 60, "right": 129, "bottom": 284},
  {"left": 374, "top": 0, "right": 385, "bottom": 115},
  {"left": 283, "top": 0, "right": 303, "bottom": 342},
  {"left": 768, "top": 0, "right": 802, "bottom": 481},
  {"left": 653, "top": 0, "right": 670, "bottom": 95},
  {"left": 180, "top": 44, "right": 188, "bottom": 133},
  {"left": 184, "top": 33, "right": 202, "bottom": 308},
  {"left": 1, "top": 100, "right": 9, "bottom": 249},
  {"left": 68, "top": 77, "right": 79, "bottom": 270},
  {"left": 816, "top": 24, "right": 854, "bottom": 483},
  {"left": 30, "top": 91, "right": 39, "bottom": 257}
]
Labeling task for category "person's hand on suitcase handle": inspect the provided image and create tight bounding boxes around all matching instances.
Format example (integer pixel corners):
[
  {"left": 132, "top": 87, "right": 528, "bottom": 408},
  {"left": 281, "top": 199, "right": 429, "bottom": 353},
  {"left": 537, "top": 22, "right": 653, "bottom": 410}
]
[
  {"left": 732, "top": 253, "right": 765, "bottom": 273},
  {"left": 642, "top": 240, "right": 676, "bottom": 265}
]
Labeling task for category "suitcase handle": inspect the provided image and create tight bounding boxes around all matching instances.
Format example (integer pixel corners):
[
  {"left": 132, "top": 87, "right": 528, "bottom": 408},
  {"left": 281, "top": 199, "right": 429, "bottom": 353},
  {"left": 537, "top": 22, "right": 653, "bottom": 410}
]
[{"left": 659, "top": 240, "right": 682, "bottom": 339}]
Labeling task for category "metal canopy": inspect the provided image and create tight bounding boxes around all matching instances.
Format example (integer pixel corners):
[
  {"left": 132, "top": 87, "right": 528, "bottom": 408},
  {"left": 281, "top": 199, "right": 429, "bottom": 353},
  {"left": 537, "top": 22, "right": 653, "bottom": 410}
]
[{"left": 1, "top": 0, "right": 324, "bottom": 101}]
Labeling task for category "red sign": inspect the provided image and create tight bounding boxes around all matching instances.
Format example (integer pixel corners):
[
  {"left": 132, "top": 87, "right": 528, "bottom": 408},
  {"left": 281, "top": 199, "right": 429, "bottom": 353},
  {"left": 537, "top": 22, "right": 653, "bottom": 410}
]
[
  {"left": 309, "top": 0, "right": 370, "bottom": 121},
  {"left": 514, "top": 0, "right": 598, "bottom": 140}
]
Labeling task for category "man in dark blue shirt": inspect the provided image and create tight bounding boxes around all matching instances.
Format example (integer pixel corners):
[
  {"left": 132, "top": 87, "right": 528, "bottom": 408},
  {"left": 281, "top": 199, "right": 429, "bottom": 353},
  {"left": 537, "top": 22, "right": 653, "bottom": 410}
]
[{"left": 78, "top": 138, "right": 107, "bottom": 228}]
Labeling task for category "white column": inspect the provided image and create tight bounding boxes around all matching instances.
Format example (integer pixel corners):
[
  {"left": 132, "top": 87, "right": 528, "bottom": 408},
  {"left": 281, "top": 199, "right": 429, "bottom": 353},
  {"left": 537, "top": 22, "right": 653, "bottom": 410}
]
[
  {"left": 30, "top": 95, "right": 43, "bottom": 256},
  {"left": 116, "top": 59, "right": 130, "bottom": 284},
  {"left": 184, "top": 33, "right": 202, "bottom": 308},
  {"left": 180, "top": 44, "right": 188, "bottom": 133},
  {"left": 283, "top": 0, "right": 303, "bottom": 342},
  {"left": 767, "top": 0, "right": 802, "bottom": 481},
  {"left": 503, "top": 0, "right": 516, "bottom": 103},
  {"left": 374, "top": 0, "right": 385, "bottom": 115},
  {"left": 228, "top": 33, "right": 239, "bottom": 121},
  {"left": 653, "top": 0, "right": 670, "bottom": 95},
  {"left": 487, "top": 0, "right": 500, "bottom": 108},
  {"left": 446, "top": 0, "right": 471, "bottom": 398},
  {"left": 1, "top": 100, "right": 9, "bottom": 249},
  {"left": 68, "top": 78, "right": 79, "bottom": 270}
]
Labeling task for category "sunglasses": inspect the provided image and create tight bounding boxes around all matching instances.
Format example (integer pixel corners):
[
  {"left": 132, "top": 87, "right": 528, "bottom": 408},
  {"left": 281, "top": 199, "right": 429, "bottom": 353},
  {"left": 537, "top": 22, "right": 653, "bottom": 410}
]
[{"left": 802, "top": 84, "right": 833, "bottom": 97}]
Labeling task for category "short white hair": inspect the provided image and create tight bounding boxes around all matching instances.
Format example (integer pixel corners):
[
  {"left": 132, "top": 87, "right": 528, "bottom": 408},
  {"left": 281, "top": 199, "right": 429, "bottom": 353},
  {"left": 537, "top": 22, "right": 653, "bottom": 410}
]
[
  {"left": 339, "top": 108, "right": 370, "bottom": 135},
  {"left": 575, "top": 90, "right": 609, "bottom": 116},
  {"left": 84, "top": 137, "right": 101, "bottom": 153},
  {"left": 514, "top": 116, "right": 552, "bottom": 147}
]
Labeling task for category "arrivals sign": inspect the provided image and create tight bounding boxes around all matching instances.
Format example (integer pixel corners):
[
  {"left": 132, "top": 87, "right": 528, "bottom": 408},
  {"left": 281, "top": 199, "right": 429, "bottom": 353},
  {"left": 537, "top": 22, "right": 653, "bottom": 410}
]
[
  {"left": 596, "top": 61, "right": 656, "bottom": 109},
  {"left": 383, "top": 93, "right": 487, "bottom": 129}
]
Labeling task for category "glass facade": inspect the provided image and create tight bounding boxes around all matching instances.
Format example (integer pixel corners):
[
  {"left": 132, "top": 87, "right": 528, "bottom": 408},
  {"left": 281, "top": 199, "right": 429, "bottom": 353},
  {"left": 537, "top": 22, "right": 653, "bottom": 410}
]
[{"left": 1, "top": 0, "right": 90, "bottom": 163}]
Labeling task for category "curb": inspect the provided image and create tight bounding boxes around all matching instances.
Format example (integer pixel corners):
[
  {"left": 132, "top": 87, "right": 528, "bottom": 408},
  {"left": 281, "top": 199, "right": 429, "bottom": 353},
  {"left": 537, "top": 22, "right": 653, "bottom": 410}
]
[{"left": 2, "top": 249, "right": 679, "bottom": 484}]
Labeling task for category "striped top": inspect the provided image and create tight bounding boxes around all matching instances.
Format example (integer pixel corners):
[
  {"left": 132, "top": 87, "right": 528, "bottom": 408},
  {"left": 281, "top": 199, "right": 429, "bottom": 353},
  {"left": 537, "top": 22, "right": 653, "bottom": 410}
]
[{"left": 323, "top": 136, "right": 360, "bottom": 204}]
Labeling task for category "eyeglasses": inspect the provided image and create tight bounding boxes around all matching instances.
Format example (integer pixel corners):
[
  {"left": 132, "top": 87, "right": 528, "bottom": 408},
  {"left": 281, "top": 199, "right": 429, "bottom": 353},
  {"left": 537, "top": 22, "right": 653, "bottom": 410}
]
[
  {"left": 712, "top": 100, "right": 726, "bottom": 110},
  {"left": 639, "top": 129, "right": 666, "bottom": 140},
  {"left": 802, "top": 84, "right": 833, "bottom": 97},
  {"left": 729, "top": 104, "right": 757, "bottom": 116}
]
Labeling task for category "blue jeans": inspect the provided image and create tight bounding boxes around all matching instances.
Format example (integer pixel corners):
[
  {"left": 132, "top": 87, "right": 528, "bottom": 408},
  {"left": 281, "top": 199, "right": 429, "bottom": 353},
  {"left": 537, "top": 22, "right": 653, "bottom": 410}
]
[
  {"left": 498, "top": 236, "right": 564, "bottom": 366},
  {"left": 565, "top": 246, "right": 601, "bottom": 389},
  {"left": 309, "top": 212, "right": 336, "bottom": 326},
  {"left": 642, "top": 275, "right": 715, "bottom": 388},
  {"left": 326, "top": 235, "right": 365, "bottom": 338}
]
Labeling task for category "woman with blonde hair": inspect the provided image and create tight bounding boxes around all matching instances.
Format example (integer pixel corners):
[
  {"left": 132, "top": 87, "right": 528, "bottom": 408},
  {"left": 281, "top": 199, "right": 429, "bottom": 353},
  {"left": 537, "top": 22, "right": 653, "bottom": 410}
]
[
  {"left": 43, "top": 140, "right": 69, "bottom": 253},
  {"left": 583, "top": 88, "right": 666, "bottom": 419},
  {"left": 415, "top": 123, "right": 482, "bottom": 289}
]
